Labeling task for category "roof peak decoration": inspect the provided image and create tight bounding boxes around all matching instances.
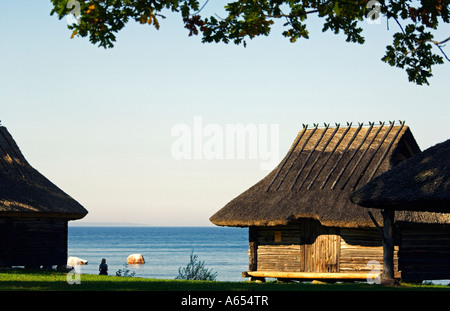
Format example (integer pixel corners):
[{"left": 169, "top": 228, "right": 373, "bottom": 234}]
[{"left": 266, "top": 120, "right": 408, "bottom": 193}]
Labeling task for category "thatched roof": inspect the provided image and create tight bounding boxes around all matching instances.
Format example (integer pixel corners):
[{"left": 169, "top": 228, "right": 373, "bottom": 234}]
[
  {"left": 351, "top": 139, "right": 450, "bottom": 213},
  {"left": 0, "top": 126, "right": 87, "bottom": 220},
  {"left": 210, "top": 121, "right": 450, "bottom": 228}
]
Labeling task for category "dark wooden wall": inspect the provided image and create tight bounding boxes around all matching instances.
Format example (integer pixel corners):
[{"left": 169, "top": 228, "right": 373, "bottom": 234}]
[
  {"left": 398, "top": 223, "right": 450, "bottom": 281},
  {"left": 0, "top": 218, "right": 68, "bottom": 267}
]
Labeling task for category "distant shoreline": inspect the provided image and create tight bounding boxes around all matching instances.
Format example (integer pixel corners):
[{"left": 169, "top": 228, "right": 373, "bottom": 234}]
[{"left": 69, "top": 222, "right": 218, "bottom": 227}]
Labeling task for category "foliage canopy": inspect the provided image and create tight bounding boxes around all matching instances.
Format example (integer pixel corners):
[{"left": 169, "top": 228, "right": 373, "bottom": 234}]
[{"left": 50, "top": 0, "right": 449, "bottom": 85}]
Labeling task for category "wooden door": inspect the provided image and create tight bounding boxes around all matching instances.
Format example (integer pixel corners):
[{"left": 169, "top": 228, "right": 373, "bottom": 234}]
[{"left": 300, "top": 219, "right": 340, "bottom": 273}]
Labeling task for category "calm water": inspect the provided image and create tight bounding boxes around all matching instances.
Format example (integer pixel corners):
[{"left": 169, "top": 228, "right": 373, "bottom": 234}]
[{"left": 68, "top": 226, "right": 249, "bottom": 282}]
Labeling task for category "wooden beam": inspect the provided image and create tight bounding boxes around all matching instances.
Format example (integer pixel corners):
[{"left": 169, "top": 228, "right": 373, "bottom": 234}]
[
  {"left": 248, "top": 227, "right": 258, "bottom": 272},
  {"left": 367, "top": 210, "right": 385, "bottom": 241},
  {"left": 382, "top": 207, "right": 395, "bottom": 283}
]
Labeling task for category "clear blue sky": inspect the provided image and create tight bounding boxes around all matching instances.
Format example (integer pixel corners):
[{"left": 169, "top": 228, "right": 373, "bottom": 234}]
[{"left": 1, "top": 1, "right": 449, "bottom": 226}]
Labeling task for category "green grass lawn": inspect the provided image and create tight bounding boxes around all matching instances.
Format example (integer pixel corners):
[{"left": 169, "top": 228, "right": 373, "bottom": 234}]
[{"left": 0, "top": 269, "right": 449, "bottom": 291}]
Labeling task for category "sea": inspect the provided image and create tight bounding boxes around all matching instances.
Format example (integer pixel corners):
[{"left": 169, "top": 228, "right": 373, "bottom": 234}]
[{"left": 68, "top": 226, "right": 249, "bottom": 282}]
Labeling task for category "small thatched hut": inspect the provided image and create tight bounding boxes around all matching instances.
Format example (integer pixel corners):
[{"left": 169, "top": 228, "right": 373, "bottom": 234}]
[
  {"left": 210, "top": 121, "right": 450, "bottom": 281},
  {"left": 0, "top": 126, "right": 87, "bottom": 268},
  {"left": 351, "top": 139, "right": 450, "bottom": 212},
  {"left": 351, "top": 139, "right": 450, "bottom": 281}
]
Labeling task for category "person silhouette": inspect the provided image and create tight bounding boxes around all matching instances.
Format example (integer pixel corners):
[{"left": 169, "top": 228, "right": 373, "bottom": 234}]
[{"left": 99, "top": 258, "right": 108, "bottom": 275}]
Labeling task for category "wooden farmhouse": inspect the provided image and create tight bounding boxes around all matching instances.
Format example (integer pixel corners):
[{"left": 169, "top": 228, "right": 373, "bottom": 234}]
[
  {"left": 0, "top": 126, "right": 87, "bottom": 268},
  {"left": 210, "top": 121, "right": 450, "bottom": 282},
  {"left": 351, "top": 138, "right": 450, "bottom": 281}
]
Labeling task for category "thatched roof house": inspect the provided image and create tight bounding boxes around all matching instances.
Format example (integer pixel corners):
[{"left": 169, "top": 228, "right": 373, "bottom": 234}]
[
  {"left": 210, "top": 122, "right": 450, "bottom": 281},
  {"left": 350, "top": 138, "right": 450, "bottom": 281},
  {"left": 0, "top": 125, "right": 87, "bottom": 267},
  {"left": 211, "top": 121, "right": 446, "bottom": 228},
  {"left": 351, "top": 139, "right": 450, "bottom": 213}
]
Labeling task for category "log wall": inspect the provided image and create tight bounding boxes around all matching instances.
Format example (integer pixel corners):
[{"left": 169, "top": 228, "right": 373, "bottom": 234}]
[
  {"left": 250, "top": 220, "right": 399, "bottom": 276},
  {"left": 398, "top": 224, "right": 450, "bottom": 281},
  {"left": 340, "top": 228, "right": 399, "bottom": 274},
  {"left": 0, "top": 217, "right": 68, "bottom": 267}
]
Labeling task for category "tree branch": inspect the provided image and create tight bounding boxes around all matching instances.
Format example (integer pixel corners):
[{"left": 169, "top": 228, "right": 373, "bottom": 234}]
[{"left": 433, "top": 36, "right": 450, "bottom": 61}]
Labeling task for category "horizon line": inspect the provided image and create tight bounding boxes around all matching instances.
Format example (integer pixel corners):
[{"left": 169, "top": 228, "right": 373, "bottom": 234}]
[{"left": 69, "top": 221, "right": 219, "bottom": 227}]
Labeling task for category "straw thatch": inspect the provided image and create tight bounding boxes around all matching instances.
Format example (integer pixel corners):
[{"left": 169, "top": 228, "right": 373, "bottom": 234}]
[
  {"left": 0, "top": 126, "right": 87, "bottom": 220},
  {"left": 351, "top": 139, "right": 450, "bottom": 213},
  {"left": 210, "top": 122, "right": 450, "bottom": 228}
]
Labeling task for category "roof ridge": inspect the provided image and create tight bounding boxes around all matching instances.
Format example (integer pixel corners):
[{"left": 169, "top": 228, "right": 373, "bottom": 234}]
[
  {"left": 300, "top": 120, "right": 405, "bottom": 129},
  {"left": 0, "top": 127, "right": 26, "bottom": 178}
]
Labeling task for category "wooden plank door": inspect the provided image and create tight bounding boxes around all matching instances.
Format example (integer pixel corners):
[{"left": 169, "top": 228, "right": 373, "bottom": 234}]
[{"left": 300, "top": 220, "right": 340, "bottom": 273}]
